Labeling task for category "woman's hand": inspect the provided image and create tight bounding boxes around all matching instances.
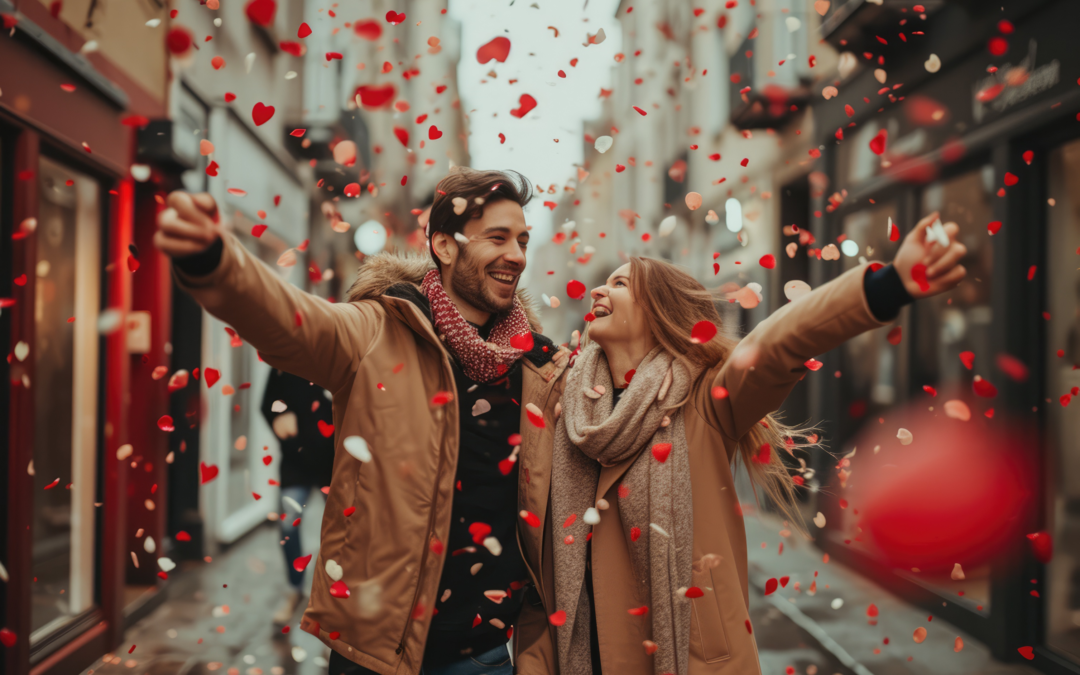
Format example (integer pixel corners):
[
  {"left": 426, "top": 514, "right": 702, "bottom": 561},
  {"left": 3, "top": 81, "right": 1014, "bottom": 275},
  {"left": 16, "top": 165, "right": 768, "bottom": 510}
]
[
  {"left": 154, "top": 191, "right": 221, "bottom": 258},
  {"left": 891, "top": 211, "right": 968, "bottom": 299}
]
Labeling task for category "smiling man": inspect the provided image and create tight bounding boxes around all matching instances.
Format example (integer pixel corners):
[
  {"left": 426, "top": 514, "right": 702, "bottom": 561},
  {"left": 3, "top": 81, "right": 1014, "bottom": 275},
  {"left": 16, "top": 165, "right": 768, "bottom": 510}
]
[{"left": 155, "top": 167, "right": 569, "bottom": 675}]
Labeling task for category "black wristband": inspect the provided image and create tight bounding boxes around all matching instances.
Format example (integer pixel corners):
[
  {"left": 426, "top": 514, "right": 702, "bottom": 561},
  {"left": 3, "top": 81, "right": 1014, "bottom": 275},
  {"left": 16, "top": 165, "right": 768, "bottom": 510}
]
[
  {"left": 174, "top": 236, "right": 224, "bottom": 277},
  {"left": 863, "top": 263, "right": 914, "bottom": 322}
]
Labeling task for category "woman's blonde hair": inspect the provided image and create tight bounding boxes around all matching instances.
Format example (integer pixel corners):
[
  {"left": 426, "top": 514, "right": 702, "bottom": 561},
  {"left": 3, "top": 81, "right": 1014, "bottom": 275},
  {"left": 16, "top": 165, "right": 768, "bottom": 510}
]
[{"left": 589, "top": 256, "right": 821, "bottom": 532}]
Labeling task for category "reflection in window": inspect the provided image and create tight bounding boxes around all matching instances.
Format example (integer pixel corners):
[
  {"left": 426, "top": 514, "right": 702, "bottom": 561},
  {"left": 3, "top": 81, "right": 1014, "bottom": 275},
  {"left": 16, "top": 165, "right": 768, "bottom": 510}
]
[
  {"left": 1046, "top": 138, "right": 1080, "bottom": 662},
  {"left": 841, "top": 201, "right": 902, "bottom": 414},
  {"left": 31, "top": 158, "right": 100, "bottom": 641},
  {"left": 906, "top": 166, "right": 996, "bottom": 612}
]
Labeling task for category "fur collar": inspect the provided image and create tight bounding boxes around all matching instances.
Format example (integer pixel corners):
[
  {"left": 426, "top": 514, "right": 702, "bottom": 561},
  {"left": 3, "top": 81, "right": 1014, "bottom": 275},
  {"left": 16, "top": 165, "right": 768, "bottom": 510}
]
[{"left": 345, "top": 251, "right": 543, "bottom": 333}]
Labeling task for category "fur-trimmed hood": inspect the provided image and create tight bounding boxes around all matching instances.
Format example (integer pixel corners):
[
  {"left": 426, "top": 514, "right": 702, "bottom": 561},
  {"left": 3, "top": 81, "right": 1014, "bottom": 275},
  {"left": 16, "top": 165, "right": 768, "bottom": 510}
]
[{"left": 345, "top": 251, "right": 543, "bottom": 332}]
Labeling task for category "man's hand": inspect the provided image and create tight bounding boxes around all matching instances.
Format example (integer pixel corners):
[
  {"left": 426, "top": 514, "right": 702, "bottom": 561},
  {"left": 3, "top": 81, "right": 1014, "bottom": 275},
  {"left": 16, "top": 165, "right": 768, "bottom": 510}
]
[
  {"left": 154, "top": 191, "right": 221, "bottom": 258},
  {"left": 891, "top": 211, "right": 968, "bottom": 299}
]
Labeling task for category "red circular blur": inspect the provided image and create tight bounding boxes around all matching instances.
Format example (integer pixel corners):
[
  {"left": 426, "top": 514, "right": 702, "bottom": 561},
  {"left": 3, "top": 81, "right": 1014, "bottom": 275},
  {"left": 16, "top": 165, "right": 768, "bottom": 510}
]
[{"left": 846, "top": 403, "right": 1035, "bottom": 575}]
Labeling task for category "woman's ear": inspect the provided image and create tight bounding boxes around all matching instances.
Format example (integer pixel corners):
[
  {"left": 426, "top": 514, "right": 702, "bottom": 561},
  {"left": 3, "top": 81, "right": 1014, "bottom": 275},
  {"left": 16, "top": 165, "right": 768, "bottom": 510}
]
[{"left": 430, "top": 231, "right": 457, "bottom": 267}]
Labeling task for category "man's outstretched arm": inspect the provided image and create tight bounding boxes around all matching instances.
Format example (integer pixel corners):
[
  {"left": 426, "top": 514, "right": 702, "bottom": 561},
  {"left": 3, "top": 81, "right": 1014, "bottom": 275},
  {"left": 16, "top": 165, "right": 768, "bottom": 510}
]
[{"left": 156, "top": 191, "right": 379, "bottom": 393}]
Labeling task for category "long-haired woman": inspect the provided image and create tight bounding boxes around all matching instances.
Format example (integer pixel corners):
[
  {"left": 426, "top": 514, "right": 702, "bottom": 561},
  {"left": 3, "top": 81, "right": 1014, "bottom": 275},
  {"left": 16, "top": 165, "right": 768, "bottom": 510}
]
[{"left": 547, "top": 212, "right": 966, "bottom": 675}]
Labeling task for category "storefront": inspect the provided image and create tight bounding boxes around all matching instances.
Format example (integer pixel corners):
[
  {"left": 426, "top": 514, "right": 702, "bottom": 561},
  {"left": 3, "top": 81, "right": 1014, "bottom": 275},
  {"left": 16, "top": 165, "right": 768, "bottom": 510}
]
[
  {"left": 794, "top": 0, "right": 1080, "bottom": 672},
  {"left": 0, "top": 2, "right": 174, "bottom": 674}
]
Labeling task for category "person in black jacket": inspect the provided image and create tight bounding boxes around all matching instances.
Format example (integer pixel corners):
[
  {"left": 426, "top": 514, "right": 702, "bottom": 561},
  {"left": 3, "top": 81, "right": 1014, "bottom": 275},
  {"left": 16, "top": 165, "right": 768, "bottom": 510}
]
[{"left": 260, "top": 367, "right": 336, "bottom": 627}]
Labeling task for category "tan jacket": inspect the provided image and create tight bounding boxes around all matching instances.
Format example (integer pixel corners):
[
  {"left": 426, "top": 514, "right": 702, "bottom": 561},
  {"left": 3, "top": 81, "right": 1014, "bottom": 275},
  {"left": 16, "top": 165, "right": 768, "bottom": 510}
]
[
  {"left": 173, "top": 232, "right": 568, "bottom": 675},
  {"left": 546, "top": 261, "right": 894, "bottom": 675}
]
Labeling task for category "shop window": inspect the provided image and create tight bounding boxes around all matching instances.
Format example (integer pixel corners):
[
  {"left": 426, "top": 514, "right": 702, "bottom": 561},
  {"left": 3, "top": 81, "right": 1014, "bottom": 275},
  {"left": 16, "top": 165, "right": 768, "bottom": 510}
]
[
  {"left": 903, "top": 166, "right": 996, "bottom": 611},
  {"left": 840, "top": 200, "right": 903, "bottom": 417},
  {"left": 1045, "top": 138, "right": 1080, "bottom": 662},
  {"left": 31, "top": 158, "right": 101, "bottom": 642},
  {"left": 913, "top": 167, "right": 995, "bottom": 401}
]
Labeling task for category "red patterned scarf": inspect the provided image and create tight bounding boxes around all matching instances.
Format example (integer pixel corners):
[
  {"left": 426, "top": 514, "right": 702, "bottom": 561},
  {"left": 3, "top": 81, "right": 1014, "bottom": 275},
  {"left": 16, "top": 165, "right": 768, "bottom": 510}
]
[{"left": 420, "top": 269, "right": 532, "bottom": 383}]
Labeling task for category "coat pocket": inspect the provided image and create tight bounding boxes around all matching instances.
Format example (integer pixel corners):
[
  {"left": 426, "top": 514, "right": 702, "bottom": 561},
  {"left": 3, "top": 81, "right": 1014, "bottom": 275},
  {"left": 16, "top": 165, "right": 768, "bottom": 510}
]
[{"left": 689, "top": 567, "right": 731, "bottom": 663}]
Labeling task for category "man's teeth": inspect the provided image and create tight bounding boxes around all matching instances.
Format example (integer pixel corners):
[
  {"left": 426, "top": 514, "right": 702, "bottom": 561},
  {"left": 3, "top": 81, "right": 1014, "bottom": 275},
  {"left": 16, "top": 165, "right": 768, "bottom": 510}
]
[{"left": 490, "top": 272, "right": 516, "bottom": 282}]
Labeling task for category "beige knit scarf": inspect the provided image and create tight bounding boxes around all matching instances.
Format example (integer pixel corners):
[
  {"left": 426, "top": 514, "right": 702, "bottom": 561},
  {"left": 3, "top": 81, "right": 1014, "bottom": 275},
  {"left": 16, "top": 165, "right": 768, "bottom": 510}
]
[{"left": 551, "top": 342, "right": 697, "bottom": 675}]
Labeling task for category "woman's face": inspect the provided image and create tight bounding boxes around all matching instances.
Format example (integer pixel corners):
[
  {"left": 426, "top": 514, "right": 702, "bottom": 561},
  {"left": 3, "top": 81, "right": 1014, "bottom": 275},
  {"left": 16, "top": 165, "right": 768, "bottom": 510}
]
[{"left": 588, "top": 263, "right": 651, "bottom": 348}]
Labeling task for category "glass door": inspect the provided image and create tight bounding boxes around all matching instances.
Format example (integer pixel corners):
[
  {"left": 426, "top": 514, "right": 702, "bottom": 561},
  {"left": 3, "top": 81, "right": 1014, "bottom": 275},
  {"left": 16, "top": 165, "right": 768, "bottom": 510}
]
[
  {"left": 1045, "top": 137, "right": 1080, "bottom": 664},
  {"left": 30, "top": 157, "right": 101, "bottom": 643}
]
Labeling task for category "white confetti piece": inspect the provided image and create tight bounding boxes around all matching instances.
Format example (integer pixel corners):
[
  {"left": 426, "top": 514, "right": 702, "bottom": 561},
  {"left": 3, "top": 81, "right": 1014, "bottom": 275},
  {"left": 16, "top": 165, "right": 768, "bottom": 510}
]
[
  {"left": 325, "top": 559, "right": 343, "bottom": 581},
  {"left": 157, "top": 557, "right": 176, "bottom": 572},
  {"left": 951, "top": 562, "right": 965, "bottom": 580},
  {"left": 283, "top": 495, "right": 303, "bottom": 514},
  {"left": 594, "top": 136, "right": 613, "bottom": 153},
  {"left": 344, "top": 436, "right": 372, "bottom": 462},
  {"left": 471, "top": 399, "right": 491, "bottom": 416},
  {"left": 925, "top": 54, "right": 941, "bottom": 73},
  {"left": 659, "top": 215, "right": 677, "bottom": 237},
  {"left": 831, "top": 598, "right": 844, "bottom": 609},
  {"left": 813, "top": 512, "right": 827, "bottom": 528},
  {"left": 483, "top": 536, "right": 502, "bottom": 557},
  {"left": 583, "top": 507, "right": 600, "bottom": 525},
  {"left": 144, "top": 536, "right": 156, "bottom": 554},
  {"left": 897, "top": 428, "right": 913, "bottom": 445}
]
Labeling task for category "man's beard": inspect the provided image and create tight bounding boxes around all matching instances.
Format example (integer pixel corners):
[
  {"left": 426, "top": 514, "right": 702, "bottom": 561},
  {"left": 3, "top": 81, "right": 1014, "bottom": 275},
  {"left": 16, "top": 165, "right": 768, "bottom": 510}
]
[{"left": 451, "top": 245, "right": 517, "bottom": 317}]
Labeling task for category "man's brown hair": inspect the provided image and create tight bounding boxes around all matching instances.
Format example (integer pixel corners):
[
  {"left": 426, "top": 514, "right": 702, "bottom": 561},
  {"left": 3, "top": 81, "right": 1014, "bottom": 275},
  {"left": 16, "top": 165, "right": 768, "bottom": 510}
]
[{"left": 427, "top": 167, "right": 533, "bottom": 266}]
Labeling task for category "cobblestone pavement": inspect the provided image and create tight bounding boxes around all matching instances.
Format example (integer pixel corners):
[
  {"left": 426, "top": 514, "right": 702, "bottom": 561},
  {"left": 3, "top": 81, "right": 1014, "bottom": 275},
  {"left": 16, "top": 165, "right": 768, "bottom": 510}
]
[
  {"left": 81, "top": 518, "right": 862, "bottom": 675},
  {"left": 83, "top": 524, "right": 331, "bottom": 675}
]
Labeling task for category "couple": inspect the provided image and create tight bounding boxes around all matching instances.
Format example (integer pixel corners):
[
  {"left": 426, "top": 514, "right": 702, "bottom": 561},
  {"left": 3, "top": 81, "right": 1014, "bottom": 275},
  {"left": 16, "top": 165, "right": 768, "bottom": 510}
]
[{"left": 156, "top": 167, "right": 966, "bottom": 675}]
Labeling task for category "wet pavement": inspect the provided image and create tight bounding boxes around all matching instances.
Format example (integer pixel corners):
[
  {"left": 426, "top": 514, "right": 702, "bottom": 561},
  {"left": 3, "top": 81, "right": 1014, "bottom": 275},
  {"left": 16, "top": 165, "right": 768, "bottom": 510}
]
[
  {"left": 81, "top": 509, "right": 1032, "bottom": 675},
  {"left": 83, "top": 524, "right": 331, "bottom": 675},
  {"left": 81, "top": 517, "right": 861, "bottom": 675}
]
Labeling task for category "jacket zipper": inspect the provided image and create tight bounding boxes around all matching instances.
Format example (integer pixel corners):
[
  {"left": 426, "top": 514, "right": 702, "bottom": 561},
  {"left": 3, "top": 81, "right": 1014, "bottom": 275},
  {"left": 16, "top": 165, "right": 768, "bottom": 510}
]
[{"left": 397, "top": 355, "right": 457, "bottom": 656}]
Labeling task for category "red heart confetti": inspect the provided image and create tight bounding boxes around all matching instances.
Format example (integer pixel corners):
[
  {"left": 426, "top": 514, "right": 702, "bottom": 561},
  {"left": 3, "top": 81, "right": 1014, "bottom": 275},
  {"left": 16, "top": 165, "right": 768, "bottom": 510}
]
[
  {"left": 385, "top": 10, "right": 406, "bottom": 25},
  {"left": 1018, "top": 646, "right": 1034, "bottom": 661},
  {"left": 204, "top": 367, "right": 221, "bottom": 387},
  {"left": 329, "top": 581, "right": 350, "bottom": 598},
  {"left": 1003, "top": 172, "right": 1019, "bottom": 186},
  {"left": 651, "top": 443, "right": 672, "bottom": 463},
  {"left": 690, "top": 320, "right": 717, "bottom": 344},
  {"left": 293, "top": 554, "right": 312, "bottom": 573},
  {"left": 764, "top": 578, "right": 778, "bottom": 595},
  {"left": 477, "top": 36, "right": 511, "bottom": 63},
  {"left": 780, "top": 576, "right": 789, "bottom": 588},
  {"left": 1022, "top": 150, "right": 1034, "bottom": 165},
  {"left": 759, "top": 253, "right": 776, "bottom": 269},
  {"left": 245, "top": 0, "right": 277, "bottom": 27},
  {"left": 711, "top": 386, "right": 729, "bottom": 399},
  {"left": 297, "top": 22, "right": 312, "bottom": 38},
  {"left": 869, "top": 129, "right": 887, "bottom": 155},
  {"left": 627, "top": 606, "right": 649, "bottom": 616},
  {"left": 252, "top": 102, "right": 275, "bottom": 126},
  {"left": 987, "top": 220, "right": 1002, "bottom": 235},
  {"left": 354, "top": 19, "right": 382, "bottom": 40},
  {"left": 887, "top": 326, "right": 902, "bottom": 345},
  {"left": 510, "top": 333, "right": 534, "bottom": 351},
  {"left": 520, "top": 510, "right": 541, "bottom": 528},
  {"left": 959, "top": 351, "right": 975, "bottom": 369},
  {"left": 157, "top": 415, "right": 175, "bottom": 432},
  {"left": 199, "top": 462, "right": 219, "bottom": 484},
  {"left": 176, "top": 531, "right": 192, "bottom": 541},
  {"left": 468, "top": 522, "right": 492, "bottom": 544},
  {"left": 317, "top": 420, "right": 335, "bottom": 437},
  {"left": 549, "top": 610, "right": 567, "bottom": 626},
  {"left": 252, "top": 224, "right": 268, "bottom": 237},
  {"left": 630, "top": 526, "right": 641, "bottom": 541},
  {"left": 972, "top": 376, "right": 997, "bottom": 398},
  {"left": 685, "top": 586, "right": 704, "bottom": 598},
  {"left": 510, "top": 94, "right": 538, "bottom": 118},
  {"left": 804, "top": 358, "right": 823, "bottom": 371},
  {"left": 567, "top": 280, "right": 586, "bottom": 300},
  {"left": 356, "top": 83, "right": 396, "bottom": 109},
  {"left": 428, "top": 125, "right": 443, "bottom": 140},
  {"left": 343, "top": 506, "right": 356, "bottom": 517}
]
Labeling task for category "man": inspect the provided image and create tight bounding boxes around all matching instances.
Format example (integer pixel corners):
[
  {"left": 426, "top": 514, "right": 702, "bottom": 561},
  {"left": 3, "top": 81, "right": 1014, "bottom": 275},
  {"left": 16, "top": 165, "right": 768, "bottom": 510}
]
[
  {"left": 259, "top": 367, "right": 336, "bottom": 627},
  {"left": 156, "top": 168, "right": 567, "bottom": 675}
]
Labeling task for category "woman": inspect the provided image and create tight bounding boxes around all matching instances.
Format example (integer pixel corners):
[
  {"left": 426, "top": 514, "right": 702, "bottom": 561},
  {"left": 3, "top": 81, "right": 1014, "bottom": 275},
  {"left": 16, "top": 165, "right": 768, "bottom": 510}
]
[{"left": 548, "top": 212, "right": 966, "bottom": 675}]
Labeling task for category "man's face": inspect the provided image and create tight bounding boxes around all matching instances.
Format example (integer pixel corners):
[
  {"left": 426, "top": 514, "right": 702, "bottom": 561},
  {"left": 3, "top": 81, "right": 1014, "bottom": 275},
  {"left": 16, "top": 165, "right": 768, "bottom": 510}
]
[{"left": 445, "top": 199, "right": 529, "bottom": 316}]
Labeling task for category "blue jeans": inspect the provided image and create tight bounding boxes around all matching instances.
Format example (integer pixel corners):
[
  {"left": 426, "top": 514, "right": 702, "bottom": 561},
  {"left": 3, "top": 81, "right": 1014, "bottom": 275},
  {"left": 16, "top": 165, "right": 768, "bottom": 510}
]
[
  {"left": 280, "top": 485, "right": 312, "bottom": 590},
  {"left": 328, "top": 643, "right": 512, "bottom": 675}
]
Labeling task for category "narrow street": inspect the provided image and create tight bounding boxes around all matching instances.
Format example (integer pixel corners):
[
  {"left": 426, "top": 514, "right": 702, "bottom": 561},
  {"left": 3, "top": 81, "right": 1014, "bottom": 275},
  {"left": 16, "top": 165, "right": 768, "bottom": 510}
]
[
  {"left": 83, "top": 525, "right": 330, "bottom": 675},
  {"left": 78, "top": 512, "right": 1009, "bottom": 675}
]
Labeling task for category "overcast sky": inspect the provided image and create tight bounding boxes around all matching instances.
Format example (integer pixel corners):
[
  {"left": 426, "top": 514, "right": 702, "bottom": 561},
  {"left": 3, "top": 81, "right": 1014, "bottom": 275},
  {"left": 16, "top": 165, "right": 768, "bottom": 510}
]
[{"left": 447, "top": 0, "right": 623, "bottom": 257}]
